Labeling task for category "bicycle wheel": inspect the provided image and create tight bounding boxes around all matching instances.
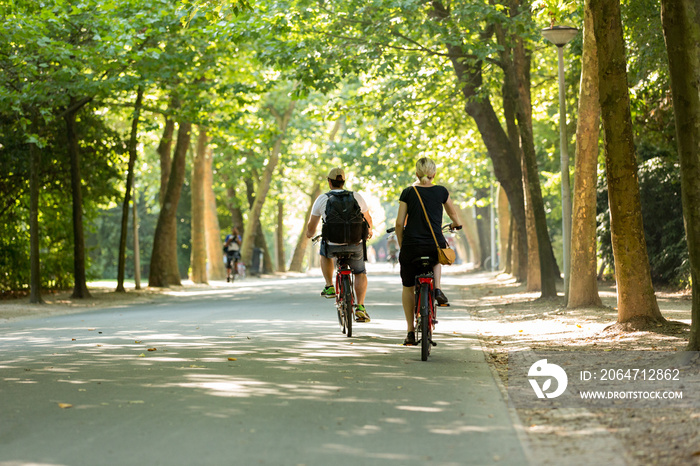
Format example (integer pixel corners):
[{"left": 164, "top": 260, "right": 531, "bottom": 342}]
[
  {"left": 420, "top": 284, "right": 431, "bottom": 361},
  {"left": 342, "top": 275, "right": 353, "bottom": 338}
]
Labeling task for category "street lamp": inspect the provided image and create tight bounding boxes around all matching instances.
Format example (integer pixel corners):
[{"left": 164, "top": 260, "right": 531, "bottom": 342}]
[{"left": 542, "top": 25, "right": 578, "bottom": 297}]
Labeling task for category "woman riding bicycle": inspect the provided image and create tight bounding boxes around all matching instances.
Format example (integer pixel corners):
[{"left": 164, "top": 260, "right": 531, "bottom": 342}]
[{"left": 394, "top": 157, "right": 461, "bottom": 345}]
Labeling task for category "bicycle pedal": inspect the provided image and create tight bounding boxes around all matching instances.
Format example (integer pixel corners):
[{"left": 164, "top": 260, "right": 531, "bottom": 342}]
[
  {"left": 430, "top": 340, "right": 437, "bottom": 347},
  {"left": 437, "top": 303, "right": 450, "bottom": 307}
]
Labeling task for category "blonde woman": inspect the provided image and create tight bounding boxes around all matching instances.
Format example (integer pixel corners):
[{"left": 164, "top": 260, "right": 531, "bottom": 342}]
[{"left": 394, "top": 157, "right": 461, "bottom": 345}]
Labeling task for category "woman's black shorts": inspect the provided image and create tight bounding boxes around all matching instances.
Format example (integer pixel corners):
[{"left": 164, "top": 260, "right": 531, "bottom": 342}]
[{"left": 399, "top": 244, "right": 440, "bottom": 287}]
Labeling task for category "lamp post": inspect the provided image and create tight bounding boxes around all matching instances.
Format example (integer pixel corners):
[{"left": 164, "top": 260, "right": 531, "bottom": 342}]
[{"left": 542, "top": 25, "right": 578, "bottom": 297}]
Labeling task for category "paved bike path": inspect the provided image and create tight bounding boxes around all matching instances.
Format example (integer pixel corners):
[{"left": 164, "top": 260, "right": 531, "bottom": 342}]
[{"left": 0, "top": 270, "right": 529, "bottom": 465}]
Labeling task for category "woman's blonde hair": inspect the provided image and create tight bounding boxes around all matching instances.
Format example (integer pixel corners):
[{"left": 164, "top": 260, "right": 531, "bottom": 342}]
[{"left": 416, "top": 157, "right": 437, "bottom": 184}]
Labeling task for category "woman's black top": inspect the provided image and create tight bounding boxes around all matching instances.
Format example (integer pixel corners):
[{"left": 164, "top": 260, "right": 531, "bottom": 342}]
[{"left": 399, "top": 185, "right": 449, "bottom": 248}]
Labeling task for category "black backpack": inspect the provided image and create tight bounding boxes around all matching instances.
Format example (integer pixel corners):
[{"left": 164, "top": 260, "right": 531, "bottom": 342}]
[{"left": 321, "top": 191, "right": 368, "bottom": 244}]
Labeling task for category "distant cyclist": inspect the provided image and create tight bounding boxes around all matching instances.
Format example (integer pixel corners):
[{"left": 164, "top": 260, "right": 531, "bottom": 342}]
[
  {"left": 394, "top": 157, "right": 461, "bottom": 345},
  {"left": 223, "top": 226, "right": 242, "bottom": 282},
  {"left": 305, "top": 168, "right": 374, "bottom": 322}
]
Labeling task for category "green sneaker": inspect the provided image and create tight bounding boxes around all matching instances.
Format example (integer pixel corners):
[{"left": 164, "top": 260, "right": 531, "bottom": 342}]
[
  {"left": 355, "top": 304, "right": 370, "bottom": 322},
  {"left": 320, "top": 285, "right": 336, "bottom": 299}
]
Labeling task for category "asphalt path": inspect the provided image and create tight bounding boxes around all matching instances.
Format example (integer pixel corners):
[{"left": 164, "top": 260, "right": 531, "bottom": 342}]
[{"left": 0, "top": 267, "right": 528, "bottom": 466}]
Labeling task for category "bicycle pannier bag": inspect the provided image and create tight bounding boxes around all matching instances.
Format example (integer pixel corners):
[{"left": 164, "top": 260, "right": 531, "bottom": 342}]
[{"left": 322, "top": 191, "right": 368, "bottom": 244}]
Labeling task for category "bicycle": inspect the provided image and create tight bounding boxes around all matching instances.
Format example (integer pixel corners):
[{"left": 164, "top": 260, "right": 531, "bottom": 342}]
[
  {"left": 312, "top": 235, "right": 355, "bottom": 337},
  {"left": 225, "top": 252, "right": 241, "bottom": 283},
  {"left": 388, "top": 224, "right": 461, "bottom": 361}
]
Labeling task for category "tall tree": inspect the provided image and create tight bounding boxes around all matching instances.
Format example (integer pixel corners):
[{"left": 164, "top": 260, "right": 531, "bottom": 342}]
[
  {"left": 64, "top": 97, "right": 93, "bottom": 299},
  {"left": 240, "top": 97, "right": 297, "bottom": 266},
  {"left": 116, "top": 87, "right": 144, "bottom": 293},
  {"left": 499, "top": 0, "right": 559, "bottom": 297},
  {"left": 288, "top": 181, "right": 322, "bottom": 272},
  {"left": 429, "top": 1, "right": 529, "bottom": 282},
  {"left": 568, "top": 0, "right": 603, "bottom": 308},
  {"left": 148, "top": 120, "right": 192, "bottom": 287},
  {"left": 660, "top": 0, "right": 700, "bottom": 348},
  {"left": 276, "top": 199, "right": 286, "bottom": 272},
  {"left": 591, "top": 0, "right": 665, "bottom": 324},
  {"left": 29, "top": 120, "right": 44, "bottom": 304},
  {"left": 190, "top": 126, "right": 209, "bottom": 284},
  {"left": 204, "top": 143, "right": 225, "bottom": 280}
]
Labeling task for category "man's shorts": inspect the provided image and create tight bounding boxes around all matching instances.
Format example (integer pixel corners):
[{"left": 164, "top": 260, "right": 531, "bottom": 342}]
[
  {"left": 226, "top": 251, "right": 241, "bottom": 268},
  {"left": 320, "top": 241, "right": 366, "bottom": 274}
]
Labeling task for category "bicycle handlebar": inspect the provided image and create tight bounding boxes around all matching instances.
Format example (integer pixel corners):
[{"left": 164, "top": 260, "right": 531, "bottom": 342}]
[{"left": 386, "top": 225, "right": 461, "bottom": 234}]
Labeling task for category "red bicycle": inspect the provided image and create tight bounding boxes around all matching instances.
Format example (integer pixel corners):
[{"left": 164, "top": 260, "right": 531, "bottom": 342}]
[
  {"left": 313, "top": 236, "right": 355, "bottom": 337},
  {"left": 388, "top": 224, "right": 461, "bottom": 360}
]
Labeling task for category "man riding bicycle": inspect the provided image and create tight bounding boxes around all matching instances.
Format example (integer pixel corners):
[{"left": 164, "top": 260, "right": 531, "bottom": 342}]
[
  {"left": 305, "top": 168, "right": 374, "bottom": 322},
  {"left": 223, "top": 226, "right": 242, "bottom": 282}
]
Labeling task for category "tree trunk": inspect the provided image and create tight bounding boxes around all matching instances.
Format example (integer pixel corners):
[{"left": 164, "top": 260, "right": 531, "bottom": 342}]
[
  {"left": 190, "top": 126, "right": 208, "bottom": 284},
  {"left": 276, "top": 199, "right": 286, "bottom": 272},
  {"left": 568, "top": 0, "right": 603, "bottom": 309},
  {"left": 591, "top": 0, "right": 664, "bottom": 324},
  {"left": 157, "top": 118, "right": 175, "bottom": 206},
  {"left": 29, "top": 123, "right": 43, "bottom": 304},
  {"left": 132, "top": 184, "right": 141, "bottom": 290},
  {"left": 501, "top": 51, "right": 539, "bottom": 286},
  {"left": 288, "top": 182, "right": 322, "bottom": 272},
  {"left": 475, "top": 188, "right": 490, "bottom": 269},
  {"left": 454, "top": 204, "right": 481, "bottom": 267},
  {"left": 65, "top": 105, "right": 91, "bottom": 299},
  {"left": 240, "top": 100, "right": 296, "bottom": 265},
  {"left": 117, "top": 87, "right": 144, "bottom": 293},
  {"left": 204, "top": 142, "right": 225, "bottom": 280},
  {"left": 226, "top": 183, "right": 246, "bottom": 235},
  {"left": 660, "top": 0, "right": 700, "bottom": 348},
  {"left": 497, "top": 185, "right": 511, "bottom": 274},
  {"left": 462, "top": 82, "right": 528, "bottom": 281},
  {"left": 244, "top": 178, "right": 275, "bottom": 274},
  {"left": 148, "top": 121, "right": 192, "bottom": 288}
]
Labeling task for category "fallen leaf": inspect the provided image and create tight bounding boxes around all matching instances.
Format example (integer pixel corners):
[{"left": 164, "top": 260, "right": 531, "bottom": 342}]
[
  {"left": 135, "top": 341, "right": 142, "bottom": 344},
  {"left": 71, "top": 338, "right": 76, "bottom": 341},
  {"left": 128, "top": 400, "right": 145, "bottom": 404},
  {"left": 228, "top": 357, "right": 237, "bottom": 361},
  {"left": 576, "top": 324, "right": 582, "bottom": 328},
  {"left": 138, "top": 353, "right": 146, "bottom": 357},
  {"left": 58, "top": 403, "right": 73, "bottom": 409},
  {"left": 88, "top": 329, "right": 96, "bottom": 331},
  {"left": 147, "top": 348, "right": 157, "bottom": 352},
  {"left": 518, "top": 330, "right": 524, "bottom": 333}
]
